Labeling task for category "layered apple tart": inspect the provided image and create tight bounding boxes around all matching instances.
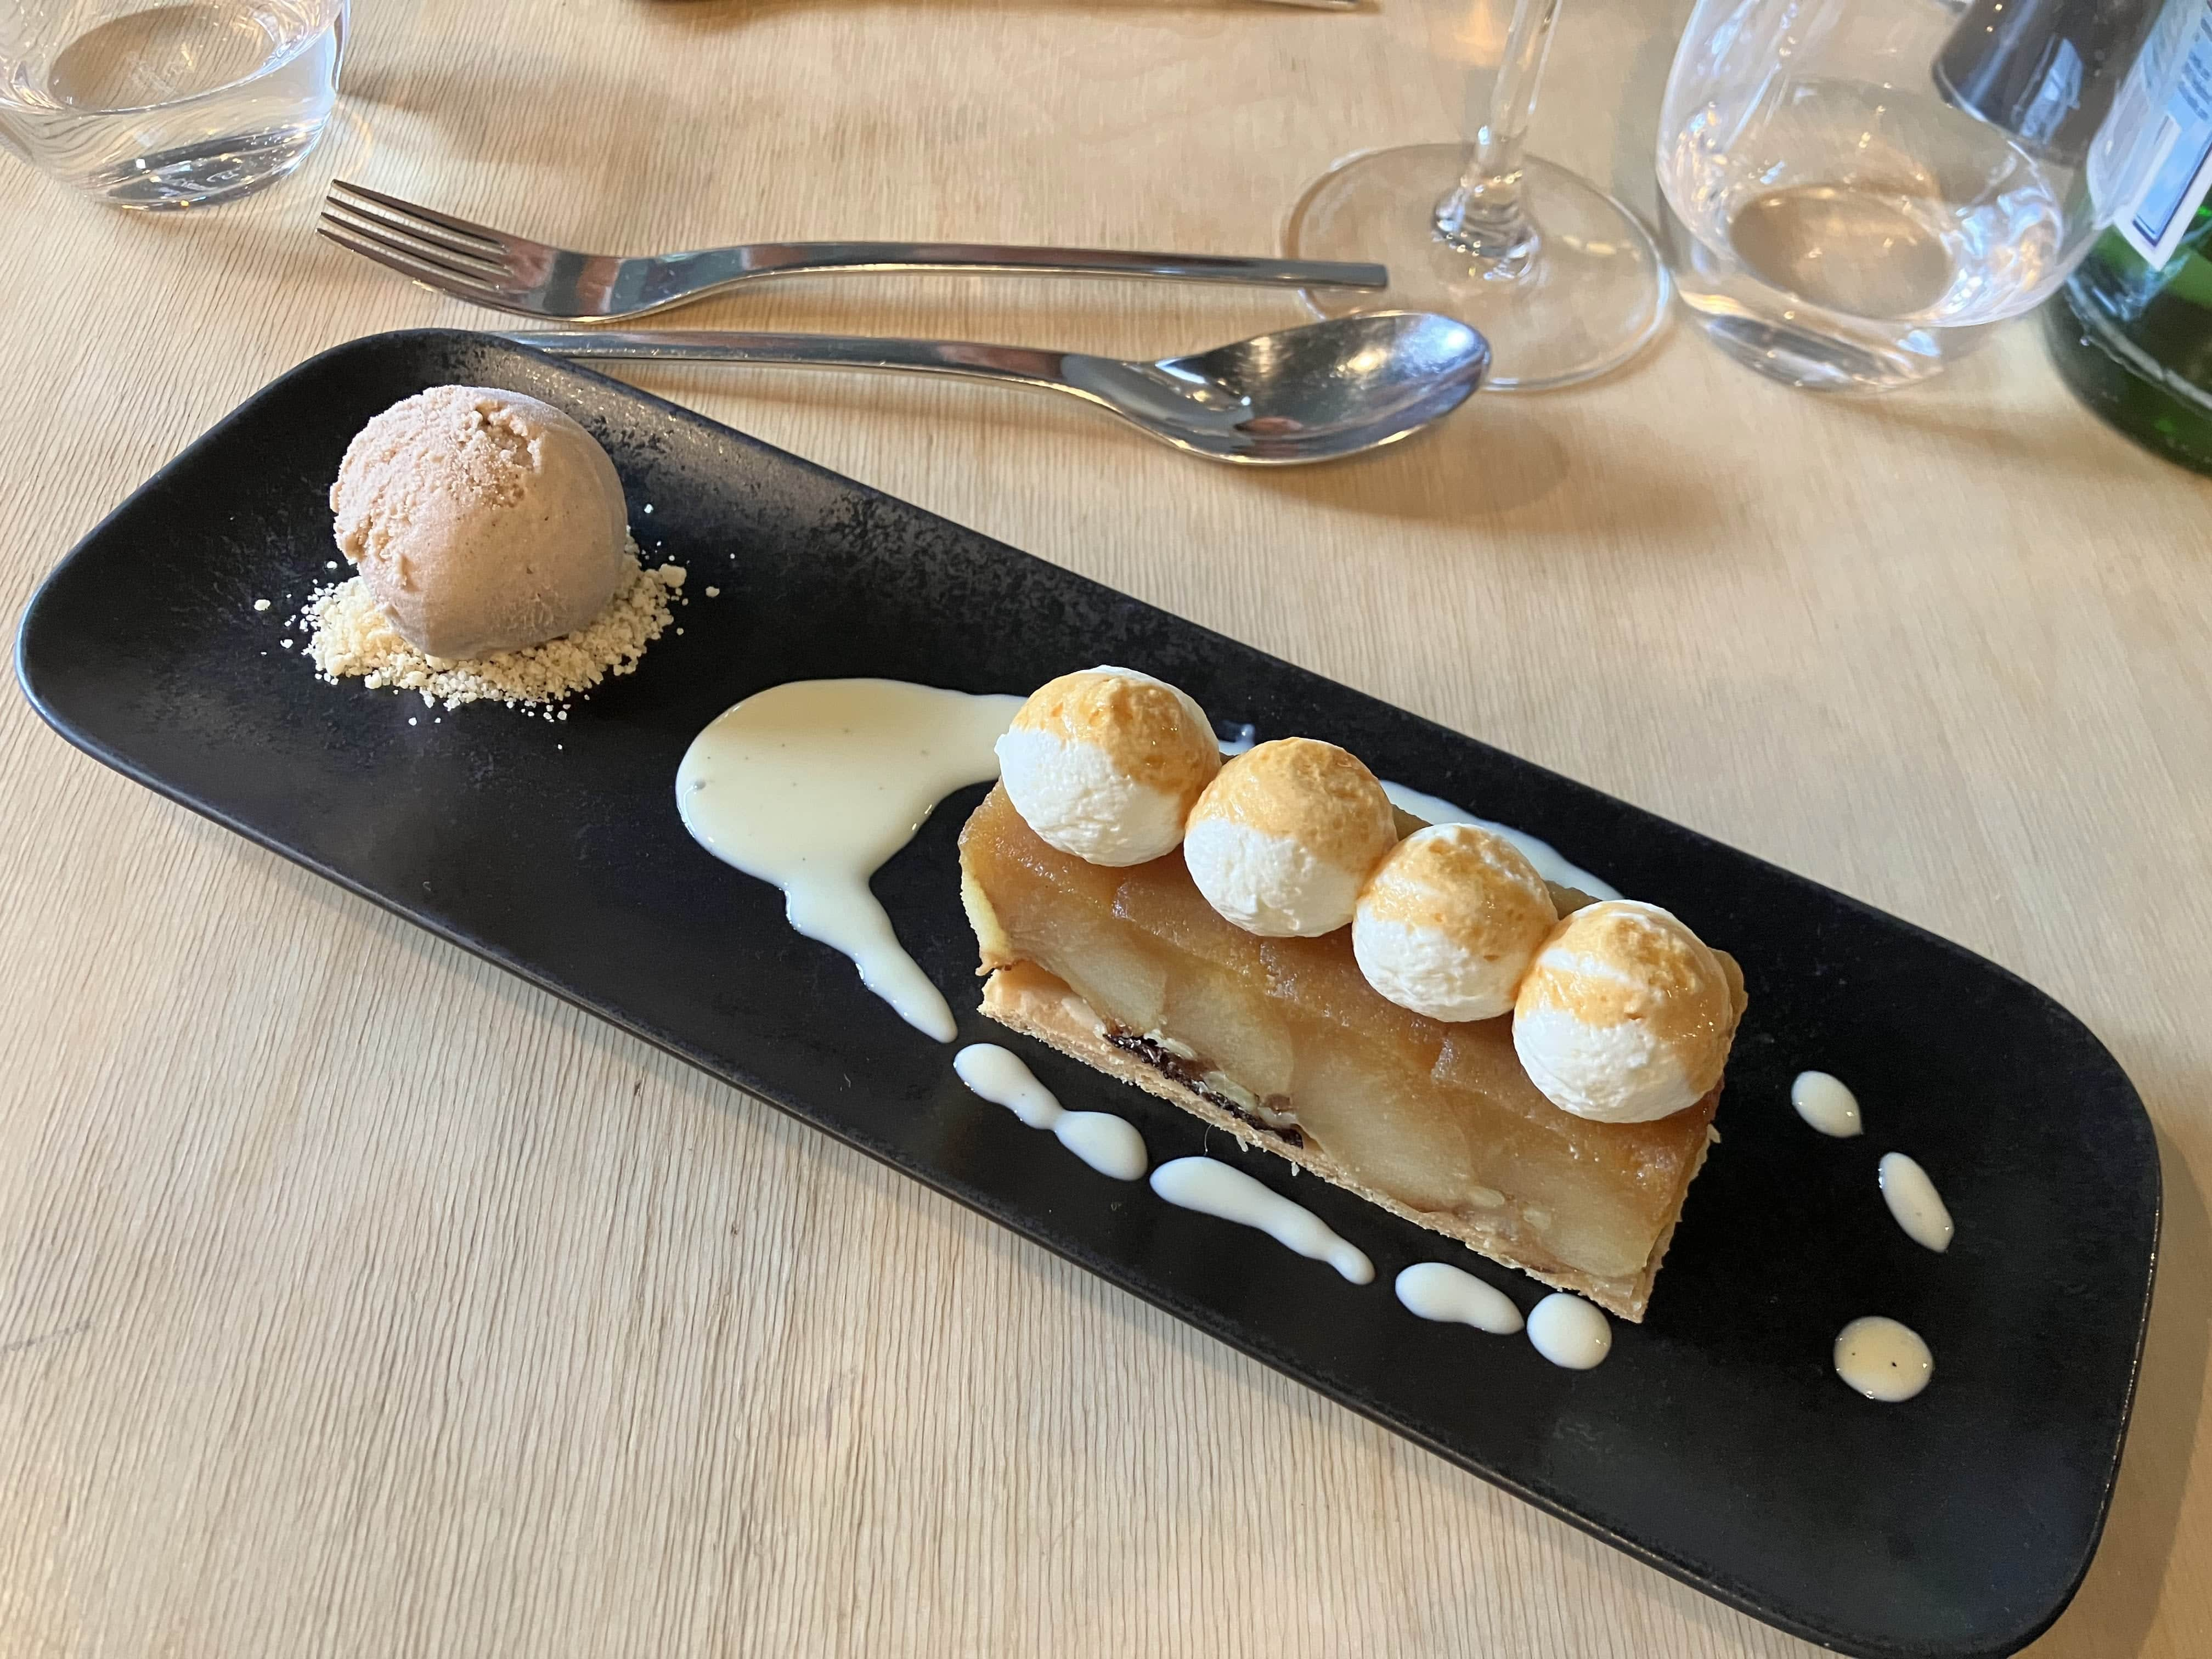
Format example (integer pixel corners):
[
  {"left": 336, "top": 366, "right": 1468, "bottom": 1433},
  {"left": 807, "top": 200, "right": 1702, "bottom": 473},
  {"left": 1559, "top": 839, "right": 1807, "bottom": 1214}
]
[{"left": 959, "top": 668, "right": 1746, "bottom": 1319}]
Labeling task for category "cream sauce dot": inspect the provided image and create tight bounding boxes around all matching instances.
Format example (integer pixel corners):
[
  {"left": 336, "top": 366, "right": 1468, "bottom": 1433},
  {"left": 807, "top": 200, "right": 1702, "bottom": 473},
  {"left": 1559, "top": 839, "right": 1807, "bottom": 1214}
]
[
  {"left": 1791, "top": 1071, "right": 1863, "bottom": 1137},
  {"left": 1526, "top": 1293, "right": 1611, "bottom": 1369},
  {"left": 1834, "top": 1316, "right": 1933, "bottom": 1401},
  {"left": 1395, "top": 1262, "right": 1524, "bottom": 1334},
  {"left": 1878, "top": 1152, "right": 1954, "bottom": 1251}
]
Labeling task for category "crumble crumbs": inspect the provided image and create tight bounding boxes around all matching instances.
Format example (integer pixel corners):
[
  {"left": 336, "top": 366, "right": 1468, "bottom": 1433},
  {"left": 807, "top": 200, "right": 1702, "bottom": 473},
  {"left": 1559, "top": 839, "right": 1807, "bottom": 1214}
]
[{"left": 302, "top": 546, "right": 686, "bottom": 711}]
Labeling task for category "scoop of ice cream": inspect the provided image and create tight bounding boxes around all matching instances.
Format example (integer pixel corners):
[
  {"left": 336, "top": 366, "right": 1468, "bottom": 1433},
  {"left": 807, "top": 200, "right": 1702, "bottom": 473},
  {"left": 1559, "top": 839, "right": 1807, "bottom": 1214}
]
[
  {"left": 995, "top": 668, "right": 1221, "bottom": 866},
  {"left": 1511, "top": 900, "right": 1739, "bottom": 1122},
  {"left": 1352, "top": 823, "right": 1558, "bottom": 1021},
  {"left": 330, "top": 386, "right": 631, "bottom": 659},
  {"left": 1183, "top": 738, "right": 1398, "bottom": 936}
]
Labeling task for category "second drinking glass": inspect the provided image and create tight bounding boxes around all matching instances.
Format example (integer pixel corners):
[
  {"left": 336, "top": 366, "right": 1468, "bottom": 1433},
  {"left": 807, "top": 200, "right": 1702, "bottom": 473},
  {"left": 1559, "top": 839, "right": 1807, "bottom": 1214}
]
[
  {"left": 0, "top": 0, "right": 345, "bottom": 207},
  {"left": 1652, "top": 0, "right": 2151, "bottom": 391}
]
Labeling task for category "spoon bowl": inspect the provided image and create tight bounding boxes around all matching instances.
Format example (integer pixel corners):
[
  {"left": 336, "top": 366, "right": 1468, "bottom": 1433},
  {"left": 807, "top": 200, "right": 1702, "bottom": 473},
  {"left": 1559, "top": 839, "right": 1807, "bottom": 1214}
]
[
  {"left": 1062, "top": 312, "right": 1488, "bottom": 461},
  {"left": 511, "top": 312, "right": 1489, "bottom": 465}
]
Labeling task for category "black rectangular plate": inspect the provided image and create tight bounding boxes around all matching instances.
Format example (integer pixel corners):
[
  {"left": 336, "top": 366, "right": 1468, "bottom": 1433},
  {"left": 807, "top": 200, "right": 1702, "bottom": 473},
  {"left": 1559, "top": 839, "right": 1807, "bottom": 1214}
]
[{"left": 15, "top": 331, "right": 2158, "bottom": 1659}]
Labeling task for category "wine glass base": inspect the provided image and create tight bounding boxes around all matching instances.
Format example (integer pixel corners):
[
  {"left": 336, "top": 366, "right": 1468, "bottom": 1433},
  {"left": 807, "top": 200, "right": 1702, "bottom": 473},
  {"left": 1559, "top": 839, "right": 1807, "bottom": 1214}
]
[{"left": 1285, "top": 144, "right": 1669, "bottom": 392}]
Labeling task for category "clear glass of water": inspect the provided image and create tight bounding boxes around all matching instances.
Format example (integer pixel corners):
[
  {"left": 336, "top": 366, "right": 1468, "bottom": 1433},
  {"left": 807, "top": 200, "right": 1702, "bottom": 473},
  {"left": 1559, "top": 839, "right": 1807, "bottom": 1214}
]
[
  {"left": 0, "top": 0, "right": 344, "bottom": 208},
  {"left": 1654, "top": 0, "right": 2107, "bottom": 391}
]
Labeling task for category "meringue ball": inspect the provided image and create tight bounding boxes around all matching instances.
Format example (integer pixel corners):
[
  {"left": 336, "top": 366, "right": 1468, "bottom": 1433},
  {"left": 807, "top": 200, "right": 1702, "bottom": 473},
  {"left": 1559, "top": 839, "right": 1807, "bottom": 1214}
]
[
  {"left": 1352, "top": 824, "right": 1558, "bottom": 1021},
  {"left": 1511, "top": 900, "right": 1739, "bottom": 1123},
  {"left": 995, "top": 667, "right": 1221, "bottom": 866},
  {"left": 1183, "top": 738, "right": 1399, "bottom": 937}
]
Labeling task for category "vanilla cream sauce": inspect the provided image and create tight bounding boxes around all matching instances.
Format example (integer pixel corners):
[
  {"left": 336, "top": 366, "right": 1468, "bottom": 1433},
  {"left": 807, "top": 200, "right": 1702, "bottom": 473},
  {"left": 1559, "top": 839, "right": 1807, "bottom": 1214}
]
[
  {"left": 1376, "top": 781, "right": 1622, "bottom": 900},
  {"left": 1526, "top": 1292, "right": 1612, "bottom": 1369},
  {"left": 1150, "top": 1156, "right": 1375, "bottom": 1283},
  {"left": 676, "top": 679, "right": 1022, "bottom": 1042},
  {"left": 1835, "top": 1316, "right": 1933, "bottom": 1401},
  {"left": 1878, "top": 1153, "right": 1955, "bottom": 1252},
  {"left": 1395, "top": 1262, "right": 1525, "bottom": 1334},
  {"left": 953, "top": 1043, "right": 1148, "bottom": 1180},
  {"left": 1791, "top": 1071, "right": 1864, "bottom": 1137}
]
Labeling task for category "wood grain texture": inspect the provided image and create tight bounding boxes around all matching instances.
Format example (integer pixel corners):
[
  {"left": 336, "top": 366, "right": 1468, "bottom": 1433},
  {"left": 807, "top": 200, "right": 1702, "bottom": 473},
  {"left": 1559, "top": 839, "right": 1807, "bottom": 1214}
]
[{"left": 2, "top": 0, "right": 2208, "bottom": 1652}]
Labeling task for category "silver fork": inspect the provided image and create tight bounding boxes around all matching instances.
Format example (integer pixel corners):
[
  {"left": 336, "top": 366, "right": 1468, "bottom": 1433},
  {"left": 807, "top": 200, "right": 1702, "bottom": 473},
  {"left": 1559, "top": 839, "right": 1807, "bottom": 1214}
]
[{"left": 318, "top": 180, "right": 1390, "bottom": 322}]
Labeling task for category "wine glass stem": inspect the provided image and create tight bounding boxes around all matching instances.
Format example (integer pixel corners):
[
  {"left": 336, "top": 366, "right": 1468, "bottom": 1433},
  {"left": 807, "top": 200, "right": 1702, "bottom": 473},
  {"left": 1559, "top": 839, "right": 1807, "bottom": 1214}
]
[{"left": 1434, "top": 0, "right": 1560, "bottom": 271}]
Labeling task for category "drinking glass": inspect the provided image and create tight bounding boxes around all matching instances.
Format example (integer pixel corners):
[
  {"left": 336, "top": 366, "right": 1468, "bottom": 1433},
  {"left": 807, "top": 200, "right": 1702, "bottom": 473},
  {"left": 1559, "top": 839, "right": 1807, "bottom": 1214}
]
[
  {"left": 0, "top": 0, "right": 345, "bottom": 207},
  {"left": 1284, "top": 0, "right": 1670, "bottom": 391},
  {"left": 1654, "top": 0, "right": 2121, "bottom": 391}
]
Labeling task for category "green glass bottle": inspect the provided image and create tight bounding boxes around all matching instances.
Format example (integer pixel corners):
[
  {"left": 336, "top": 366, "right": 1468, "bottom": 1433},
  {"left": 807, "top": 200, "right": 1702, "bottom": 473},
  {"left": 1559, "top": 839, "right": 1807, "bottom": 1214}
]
[{"left": 2044, "top": 209, "right": 2212, "bottom": 476}]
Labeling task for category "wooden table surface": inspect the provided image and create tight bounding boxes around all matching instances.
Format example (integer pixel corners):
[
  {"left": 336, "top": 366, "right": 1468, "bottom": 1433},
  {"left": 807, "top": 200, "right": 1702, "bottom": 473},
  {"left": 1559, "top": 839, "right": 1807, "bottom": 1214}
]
[{"left": 3, "top": 0, "right": 2208, "bottom": 1652}]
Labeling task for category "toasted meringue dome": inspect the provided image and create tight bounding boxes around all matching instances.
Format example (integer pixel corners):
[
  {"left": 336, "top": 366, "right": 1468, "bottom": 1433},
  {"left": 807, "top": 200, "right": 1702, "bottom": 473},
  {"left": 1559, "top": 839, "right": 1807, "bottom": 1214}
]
[
  {"left": 1183, "top": 738, "right": 1400, "bottom": 936},
  {"left": 1511, "top": 900, "right": 1738, "bottom": 1123},
  {"left": 1352, "top": 824, "right": 1558, "bottom": 1021},
  {"left": 995, "top": 667, "right": 1221, "bottom": 866}
]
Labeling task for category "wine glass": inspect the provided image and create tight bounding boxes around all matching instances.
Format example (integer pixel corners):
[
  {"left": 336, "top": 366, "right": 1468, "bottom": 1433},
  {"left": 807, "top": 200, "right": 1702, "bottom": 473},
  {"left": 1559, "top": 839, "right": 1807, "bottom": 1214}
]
[{"left": 1283, "top": 0, "right": 1669, "bottom": 392}]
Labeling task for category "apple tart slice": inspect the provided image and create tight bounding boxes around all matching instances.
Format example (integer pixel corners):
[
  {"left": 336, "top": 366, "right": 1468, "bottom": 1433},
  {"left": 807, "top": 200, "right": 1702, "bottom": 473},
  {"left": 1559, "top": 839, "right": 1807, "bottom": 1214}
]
[{"left": 960, "top": 669, "right": 1745, "bottom": 1320}]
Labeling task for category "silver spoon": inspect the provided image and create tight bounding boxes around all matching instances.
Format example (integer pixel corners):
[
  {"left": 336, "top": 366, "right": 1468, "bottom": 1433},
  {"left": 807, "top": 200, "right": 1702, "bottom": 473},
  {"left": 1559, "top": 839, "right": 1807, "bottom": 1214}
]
[{"left": 504, "top": 312, "right": 1487, "bottom": 465}]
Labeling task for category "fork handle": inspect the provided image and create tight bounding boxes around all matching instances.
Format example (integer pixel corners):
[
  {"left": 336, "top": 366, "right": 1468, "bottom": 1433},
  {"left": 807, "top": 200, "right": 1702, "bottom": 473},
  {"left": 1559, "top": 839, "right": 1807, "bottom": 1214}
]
[
  {"left": 505, "top": 330, "right": 1079, "bottom": 391},
  {"left": 652, "top": 241, "right": 1387, "bottom": 300}
]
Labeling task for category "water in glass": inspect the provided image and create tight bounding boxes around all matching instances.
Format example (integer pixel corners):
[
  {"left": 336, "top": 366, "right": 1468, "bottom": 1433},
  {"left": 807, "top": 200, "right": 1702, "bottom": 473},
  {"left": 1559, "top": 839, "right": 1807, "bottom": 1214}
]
[
  {"left": 1655, "top": 0, "right": 2104, "bottom": 391},
  {"left": 0, "top": 0, "right": 343, "bottom": 207}
]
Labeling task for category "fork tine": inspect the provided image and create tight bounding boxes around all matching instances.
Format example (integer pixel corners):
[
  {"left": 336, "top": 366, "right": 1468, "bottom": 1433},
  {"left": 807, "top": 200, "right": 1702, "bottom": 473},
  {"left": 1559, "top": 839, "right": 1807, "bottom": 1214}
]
[
  {"left": 317, "top": 222, "right": 524, "bottom": 314},
  {"left": 318, "top": 212, "right": 510, "bottom": 298},
  {"left": 322, "top": 198, "right": 511, "bottom": 280},
  {"left": 327, "top": 179, "right": 512, "bottom": 256},
  {"left": 325, "top": 189, "right": 515, "bottom": 272}
]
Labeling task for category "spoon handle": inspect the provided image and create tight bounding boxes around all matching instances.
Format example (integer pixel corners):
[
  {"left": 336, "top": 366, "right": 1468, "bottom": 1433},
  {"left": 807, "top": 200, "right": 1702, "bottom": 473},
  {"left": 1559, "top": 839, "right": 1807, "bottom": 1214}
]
[{"left": 506, "top": 330, "right": 1073, "bottom": 392}]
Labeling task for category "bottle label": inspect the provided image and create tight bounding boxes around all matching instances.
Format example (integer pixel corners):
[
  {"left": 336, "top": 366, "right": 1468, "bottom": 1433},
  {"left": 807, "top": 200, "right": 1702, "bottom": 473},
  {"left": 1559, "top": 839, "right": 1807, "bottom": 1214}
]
[{"left": 2096, "top": 0, "right": 2212, "bottom": 267}]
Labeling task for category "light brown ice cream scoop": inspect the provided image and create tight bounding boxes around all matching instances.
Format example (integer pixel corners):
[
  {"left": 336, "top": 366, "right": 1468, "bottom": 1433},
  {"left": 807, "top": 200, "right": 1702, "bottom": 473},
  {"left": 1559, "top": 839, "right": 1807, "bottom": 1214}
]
[{"left": 330, "top": 385, "right": 631, "bottom": 659}]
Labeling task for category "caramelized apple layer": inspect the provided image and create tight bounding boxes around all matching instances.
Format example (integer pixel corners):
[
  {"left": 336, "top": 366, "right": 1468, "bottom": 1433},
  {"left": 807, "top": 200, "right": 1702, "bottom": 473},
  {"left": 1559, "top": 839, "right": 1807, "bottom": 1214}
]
[{"left": 959, "top": 784, "right": 1729, "bottom": 1285}]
